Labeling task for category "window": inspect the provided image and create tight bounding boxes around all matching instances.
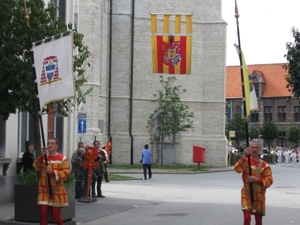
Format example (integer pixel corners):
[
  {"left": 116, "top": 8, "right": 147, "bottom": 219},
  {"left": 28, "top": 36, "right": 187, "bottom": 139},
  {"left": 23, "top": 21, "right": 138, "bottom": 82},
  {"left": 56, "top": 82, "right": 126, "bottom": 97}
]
[
  {"left": 277, "top": 131, "right": 286, "bottom": 148},
  {"left": 235, "top": 105, "right": 241, "bottom": 115},
  {"left": 264, "top": 106, "right": 272, "bottom": 122},
  {"left": 278, "top": 106, "right": 286, "bottom": 122},
  {"left": 52, "top": 0, "right": 66, "bottom": 22},
  {"left": 254, "top": 83, "right": 259, "bottom": 98},
  {"left": 250, "top": 112, "right": 259, "bottom": 122},
  {"left": 0, "top": 115, "right": 6, "bottom": 157},
  {"left": 53, "top": 116, "right": 64, "bottom": 153},
  {"left": 294, "top": 106, "right": 300, "bottom": 122},
  {"left": 18, "top": 112, "right": 35, "bottom": 154}
]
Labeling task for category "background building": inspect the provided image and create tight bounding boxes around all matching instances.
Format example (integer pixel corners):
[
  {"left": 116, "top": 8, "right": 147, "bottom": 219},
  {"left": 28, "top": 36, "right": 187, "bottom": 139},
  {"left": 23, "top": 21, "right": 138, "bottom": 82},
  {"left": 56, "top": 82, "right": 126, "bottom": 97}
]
[
  {"left": 226, "top": 63, "right": 300, "bottom": 148},
  {"left": 0, "top": 0, "right": 227, "bottom": 204}
]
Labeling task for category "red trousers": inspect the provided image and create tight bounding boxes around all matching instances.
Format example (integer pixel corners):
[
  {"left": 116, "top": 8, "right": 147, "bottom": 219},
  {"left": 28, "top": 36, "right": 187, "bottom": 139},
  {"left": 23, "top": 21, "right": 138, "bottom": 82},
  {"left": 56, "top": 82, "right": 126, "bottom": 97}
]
[
  {"left": 38, "top": 205, "right": 63, "bottom": 225},
  {"left": 243, "top": 210, "right": 262, "bottom": 225}
]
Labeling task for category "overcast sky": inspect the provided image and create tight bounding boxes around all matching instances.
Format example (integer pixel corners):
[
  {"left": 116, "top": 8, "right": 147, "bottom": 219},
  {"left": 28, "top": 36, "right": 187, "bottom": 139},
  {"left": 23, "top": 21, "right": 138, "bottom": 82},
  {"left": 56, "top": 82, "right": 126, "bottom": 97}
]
[{"left": 222, "top": 0, "right": 300, "bottom": 66}]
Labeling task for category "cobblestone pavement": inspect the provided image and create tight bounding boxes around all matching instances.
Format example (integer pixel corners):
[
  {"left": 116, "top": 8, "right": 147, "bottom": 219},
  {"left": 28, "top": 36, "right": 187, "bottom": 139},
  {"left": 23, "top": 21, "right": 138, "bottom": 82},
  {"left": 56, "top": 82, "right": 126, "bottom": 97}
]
[{"left": 1, "top": 164, "right": 300, "bottom": 225}]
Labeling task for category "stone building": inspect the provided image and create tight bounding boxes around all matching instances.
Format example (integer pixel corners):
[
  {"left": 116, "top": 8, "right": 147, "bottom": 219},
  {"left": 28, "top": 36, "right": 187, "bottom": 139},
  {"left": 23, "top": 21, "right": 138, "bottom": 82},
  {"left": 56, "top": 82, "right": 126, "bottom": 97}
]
[
  {"left": 0, "top": 0, "right": 227, "bottom": 204},
  {"left": 226, "top": 63, "right": 300, "bottom": 148}
]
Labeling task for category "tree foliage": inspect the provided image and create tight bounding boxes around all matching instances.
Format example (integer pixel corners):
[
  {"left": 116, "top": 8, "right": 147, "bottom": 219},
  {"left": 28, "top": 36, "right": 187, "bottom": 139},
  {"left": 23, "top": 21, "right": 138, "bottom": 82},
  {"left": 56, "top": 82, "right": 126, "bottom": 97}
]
[
  {"left": 227, "top": 113, "right": 246, "bottom": 147},
  {"left": 147, "top": 76, "right": 194, "bottom": 165},
  {"left": 147, "top": 76, "right": 194, "bottom": 140},
  {"left": 284, "top": 27, "right": 300, "bottom": 98},
  {"left": 286, "top": 126, "right": 300, "bottom": 148},
  {"left": 249, "top": 126, "right": 259, "bottom": 140},
  {"left": 0, "top": 0, "right": 91, "bottom": 153},
  {"left": 259, "top": 121, "right": 278, "bottom": 148}
]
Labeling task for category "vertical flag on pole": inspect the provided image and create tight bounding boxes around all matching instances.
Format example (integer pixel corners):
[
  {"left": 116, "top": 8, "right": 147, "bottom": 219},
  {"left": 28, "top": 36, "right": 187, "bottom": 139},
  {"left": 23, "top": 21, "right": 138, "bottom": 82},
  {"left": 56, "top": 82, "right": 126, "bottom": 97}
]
[
  {"left": 235, "top": 45, "right": 258, "bottom": 120},
  {"left": 151, "top": 14, "right": 192, "bottom": 75},
  {"left": 32, "top": 34, "right": 75, "bottom": 110}
]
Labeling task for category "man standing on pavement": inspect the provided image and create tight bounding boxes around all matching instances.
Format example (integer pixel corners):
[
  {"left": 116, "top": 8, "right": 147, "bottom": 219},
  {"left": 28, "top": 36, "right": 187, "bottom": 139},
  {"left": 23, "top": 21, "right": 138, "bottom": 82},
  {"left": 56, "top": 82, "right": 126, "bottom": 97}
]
[
  {"left": 234, "top": 139, "right": 273, "bottom": 225},
  {"left": 102, "top": 146, "right": 110, "bottom": 182},
  {"left": 71, "top": 141, "right": 84, "bottom": 167},
  {"left": 141, "top": 144, "right": 152, "bottom": 180},
  {"left": 92, "top": 140, "right": 106, "bottom": 198},
  {"left": 33, "top": 138, "right": 70, "bottom": 225}
]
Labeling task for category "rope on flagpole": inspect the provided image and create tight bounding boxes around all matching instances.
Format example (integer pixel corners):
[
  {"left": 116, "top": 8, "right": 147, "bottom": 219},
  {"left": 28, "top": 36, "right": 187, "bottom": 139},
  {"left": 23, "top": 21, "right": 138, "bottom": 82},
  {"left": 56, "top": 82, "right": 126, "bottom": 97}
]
[{"left": 32, "top": 29, "right": 76, "bottom": 47}]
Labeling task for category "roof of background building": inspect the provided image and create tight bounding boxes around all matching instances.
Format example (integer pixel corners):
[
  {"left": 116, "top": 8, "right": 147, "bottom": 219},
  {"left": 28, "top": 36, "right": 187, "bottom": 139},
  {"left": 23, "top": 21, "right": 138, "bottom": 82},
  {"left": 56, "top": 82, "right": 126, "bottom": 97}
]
[{"left": 226, "top": 63, "right": 291, "bottom": 98}]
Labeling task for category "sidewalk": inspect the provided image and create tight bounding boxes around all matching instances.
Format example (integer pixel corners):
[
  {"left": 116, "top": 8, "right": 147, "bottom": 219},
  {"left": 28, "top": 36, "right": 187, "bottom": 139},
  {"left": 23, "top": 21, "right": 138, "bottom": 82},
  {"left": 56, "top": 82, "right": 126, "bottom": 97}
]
[{"left": 0, "top": 166, "right": 233, "bottom": 225}]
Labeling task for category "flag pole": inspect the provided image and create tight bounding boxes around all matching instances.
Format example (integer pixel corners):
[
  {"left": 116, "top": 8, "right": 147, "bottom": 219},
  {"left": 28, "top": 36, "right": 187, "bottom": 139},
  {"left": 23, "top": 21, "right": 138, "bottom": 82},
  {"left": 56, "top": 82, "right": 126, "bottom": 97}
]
[
  {"left": 23, "top": 0, "right": 53, "bottom": 198},
  {"left": 234, "top": 0, "right": 253, "bottom": 204}
]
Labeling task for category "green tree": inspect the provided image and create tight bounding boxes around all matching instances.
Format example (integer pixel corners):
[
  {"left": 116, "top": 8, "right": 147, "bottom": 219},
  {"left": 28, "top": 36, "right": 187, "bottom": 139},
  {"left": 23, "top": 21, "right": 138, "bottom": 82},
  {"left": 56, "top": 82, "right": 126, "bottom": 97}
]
[
  {"left": 284, "top": 27, "right": 300, "bottom": 98},
  {"left": 249, "top": 126, "right": 259, "bottom": 140},
  {"left": 147, "top": 76, "right": 194, "bottom": 166},
  {"left": 259, "top": 121, "right": 278, "bottom": 148},
  {"left": 286, "top": 126, "right": 300, "bottom": 148},
  {"left": 0, "top": 0, "right": 91, "bottom": 155},
  {"left": 227, "top": 113, "right": 246, "bottom": 148}
]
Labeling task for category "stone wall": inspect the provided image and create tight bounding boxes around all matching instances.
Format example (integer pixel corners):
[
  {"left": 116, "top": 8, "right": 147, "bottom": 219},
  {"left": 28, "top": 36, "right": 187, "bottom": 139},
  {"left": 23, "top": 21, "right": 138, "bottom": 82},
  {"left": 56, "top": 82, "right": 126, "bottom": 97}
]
[{"left": 78, "top": 0, "right": 227, "bottom": 167}]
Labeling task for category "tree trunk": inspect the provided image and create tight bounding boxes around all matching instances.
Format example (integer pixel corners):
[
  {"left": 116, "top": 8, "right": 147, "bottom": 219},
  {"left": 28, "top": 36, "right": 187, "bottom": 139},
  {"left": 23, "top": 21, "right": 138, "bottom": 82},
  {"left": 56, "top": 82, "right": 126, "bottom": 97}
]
[{"left": 160, "top": 135, "right": 164, "bottom": 167}]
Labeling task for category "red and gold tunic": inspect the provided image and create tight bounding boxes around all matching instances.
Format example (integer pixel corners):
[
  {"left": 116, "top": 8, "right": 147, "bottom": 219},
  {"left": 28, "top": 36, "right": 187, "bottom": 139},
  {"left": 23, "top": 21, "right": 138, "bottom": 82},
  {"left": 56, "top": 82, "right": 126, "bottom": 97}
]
[
  {"left": 33, "top": 153, "right": 70, "bottom": 207},
  {"left": 234, "top": 156, "right": 273, "bottom": 215}
]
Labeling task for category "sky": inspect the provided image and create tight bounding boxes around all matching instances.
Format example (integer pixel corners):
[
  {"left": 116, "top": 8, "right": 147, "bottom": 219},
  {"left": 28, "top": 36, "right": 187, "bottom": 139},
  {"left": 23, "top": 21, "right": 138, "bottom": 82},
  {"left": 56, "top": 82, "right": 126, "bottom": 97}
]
[{"left": 222, "top": 0, "right": 300, "bottom": 66}]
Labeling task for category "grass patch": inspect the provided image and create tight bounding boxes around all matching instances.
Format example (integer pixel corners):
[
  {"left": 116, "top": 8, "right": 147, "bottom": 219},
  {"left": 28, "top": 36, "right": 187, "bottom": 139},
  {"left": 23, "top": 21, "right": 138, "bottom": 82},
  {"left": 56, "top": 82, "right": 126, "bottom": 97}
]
[
  {"left": 109, "top": 164, "right": 209, "bottom": 172},
  {"left": 107, "top": 174, "right": 136, "bottom": 180}
]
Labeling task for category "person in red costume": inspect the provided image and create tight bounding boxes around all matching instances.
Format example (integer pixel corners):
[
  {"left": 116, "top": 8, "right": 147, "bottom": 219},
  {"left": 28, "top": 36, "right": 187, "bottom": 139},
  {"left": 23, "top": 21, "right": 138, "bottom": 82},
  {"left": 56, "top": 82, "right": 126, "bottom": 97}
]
[
  {"left": 234, "top": 139, "right": 273, "bottom": 225},
  {"left": 33, "top": 138, "right": 70, "bottom": 225}
]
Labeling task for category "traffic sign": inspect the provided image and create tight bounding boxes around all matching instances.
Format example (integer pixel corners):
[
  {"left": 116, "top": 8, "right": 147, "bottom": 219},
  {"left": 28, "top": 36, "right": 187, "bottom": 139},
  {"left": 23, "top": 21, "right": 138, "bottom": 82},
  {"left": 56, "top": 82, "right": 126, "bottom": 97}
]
[
  {"left": 78, "top": 113, "right": 87, "bottom": 133},
  {"left": 85, "top": 147, "right": 99, "bottom": 160}
]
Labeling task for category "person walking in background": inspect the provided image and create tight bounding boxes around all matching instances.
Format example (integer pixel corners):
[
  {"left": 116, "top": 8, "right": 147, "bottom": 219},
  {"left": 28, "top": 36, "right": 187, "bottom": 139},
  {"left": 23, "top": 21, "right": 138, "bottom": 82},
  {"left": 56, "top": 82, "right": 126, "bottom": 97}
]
[
  {"left": 234, "top": 139, "right": 273, "bottom": 225},
  {"left": 33, "top": 138, "right": 70, "bottom": 225},
  {"left": 141, "top": 144, "right": 152, "bottom": 180},
  {"left": 22, "top": 140, "right": 35, "bottom": 173}
]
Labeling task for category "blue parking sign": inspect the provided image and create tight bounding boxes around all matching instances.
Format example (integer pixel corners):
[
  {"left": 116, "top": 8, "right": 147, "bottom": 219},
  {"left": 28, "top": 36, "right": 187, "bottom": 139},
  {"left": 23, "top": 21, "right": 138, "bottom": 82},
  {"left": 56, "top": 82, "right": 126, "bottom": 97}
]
[{"left": 78, "top": 113, "right": 87, "bottom": 133}]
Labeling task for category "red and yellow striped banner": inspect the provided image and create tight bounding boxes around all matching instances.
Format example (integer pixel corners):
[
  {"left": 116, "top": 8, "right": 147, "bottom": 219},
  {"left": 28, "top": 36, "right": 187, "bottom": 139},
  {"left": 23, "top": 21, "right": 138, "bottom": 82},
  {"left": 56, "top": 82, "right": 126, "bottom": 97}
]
[{"left": 151, "top": 14, "right": 192, "bottom": 75}]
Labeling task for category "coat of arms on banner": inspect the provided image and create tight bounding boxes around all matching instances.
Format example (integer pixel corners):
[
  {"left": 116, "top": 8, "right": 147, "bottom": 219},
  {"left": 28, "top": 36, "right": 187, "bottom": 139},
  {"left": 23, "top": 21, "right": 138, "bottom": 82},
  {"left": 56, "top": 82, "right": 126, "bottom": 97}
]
[
  {"left": 162, "top": 36, "right": 181, "bottom": 66},
  {"left": 40, "top": 56, "right": 62, "bottom": 86}
]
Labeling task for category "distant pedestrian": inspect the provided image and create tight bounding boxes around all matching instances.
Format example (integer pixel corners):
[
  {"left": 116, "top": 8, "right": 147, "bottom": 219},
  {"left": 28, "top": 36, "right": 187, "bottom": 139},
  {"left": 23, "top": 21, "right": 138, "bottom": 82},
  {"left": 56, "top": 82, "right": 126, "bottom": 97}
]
[
  {"left": 141, "top": 144, "right": 152, "bottom": 180},
  {"left": 234, "top": 139, "right": 273, "bottom": 225},
  {"left": 71, "top": 142, "right": 84, "bottom": 167},
  {"left": 92, "top": 140, "right": 106, "bottom": 198},
  {"left": 71, "top": 149, "right": 85, "bottom": 199},
  {"left": 22, "top": 140, "right": 35, "bottom": 173}
]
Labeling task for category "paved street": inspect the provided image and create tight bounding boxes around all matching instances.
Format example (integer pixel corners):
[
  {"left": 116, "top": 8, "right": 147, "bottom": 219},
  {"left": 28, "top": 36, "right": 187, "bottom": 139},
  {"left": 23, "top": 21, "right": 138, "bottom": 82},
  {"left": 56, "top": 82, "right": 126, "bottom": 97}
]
[
  {"left": 84, "top": 164, "right": 300, "bottom": 225},
  {"left": 1, "top": 164, "right": 300, "bottom": 225}
]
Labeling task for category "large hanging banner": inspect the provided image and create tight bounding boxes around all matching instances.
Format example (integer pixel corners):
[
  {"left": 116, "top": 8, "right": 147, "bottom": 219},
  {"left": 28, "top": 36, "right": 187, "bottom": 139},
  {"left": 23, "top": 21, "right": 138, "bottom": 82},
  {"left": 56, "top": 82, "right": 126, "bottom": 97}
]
[
  {"left": 32, "top": 34, "right": 75, "bottom": 110},
  {"left": 151, "top": 14, "right": 192, "bottom": 75}
]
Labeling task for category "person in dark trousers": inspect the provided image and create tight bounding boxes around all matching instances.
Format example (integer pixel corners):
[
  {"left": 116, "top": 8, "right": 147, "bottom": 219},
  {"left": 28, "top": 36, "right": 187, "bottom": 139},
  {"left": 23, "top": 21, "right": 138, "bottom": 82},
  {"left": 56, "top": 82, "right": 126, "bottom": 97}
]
[
  {"left": 92, "top": 140, "right": 106, "bottom": 198},
  {"left": 22, "top": 140, "right": 35, "bottom": 173},
  {"left": 71, "top": 149, "right": 86, "bottom": 199},
  {"left": 141, "top": 144, "right": 152, "bottom": 180}
]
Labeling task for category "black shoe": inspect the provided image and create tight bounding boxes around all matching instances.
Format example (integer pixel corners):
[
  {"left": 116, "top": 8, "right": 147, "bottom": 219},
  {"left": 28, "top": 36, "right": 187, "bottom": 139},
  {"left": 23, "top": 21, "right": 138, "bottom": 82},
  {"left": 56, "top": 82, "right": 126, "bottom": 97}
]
[
  {"left": 105, "top": 180, "right": 110, "bottom": 182},
  {"left": 97, "top": 194, "right": 105, "bottom": 198},
  {"left": 149, "top": 176, "right": 152, "bottom": 179}
]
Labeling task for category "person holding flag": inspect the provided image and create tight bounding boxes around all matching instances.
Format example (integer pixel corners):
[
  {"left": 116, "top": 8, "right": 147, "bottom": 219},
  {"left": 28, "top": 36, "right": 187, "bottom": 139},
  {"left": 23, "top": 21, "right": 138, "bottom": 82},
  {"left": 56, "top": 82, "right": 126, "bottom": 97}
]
[
  {"left": 234, "top": 139, "right": 273, "bottom": 225},
  {"left": 33, "top": 138, "right": 70, "bottom": 225}
]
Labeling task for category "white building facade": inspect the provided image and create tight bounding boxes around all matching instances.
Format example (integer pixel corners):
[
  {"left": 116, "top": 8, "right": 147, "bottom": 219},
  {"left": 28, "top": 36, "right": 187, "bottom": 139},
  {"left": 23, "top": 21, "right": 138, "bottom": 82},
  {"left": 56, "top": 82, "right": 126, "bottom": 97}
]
[{"left": 0, "top": 0, "right": 228, "bottom": 204}]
